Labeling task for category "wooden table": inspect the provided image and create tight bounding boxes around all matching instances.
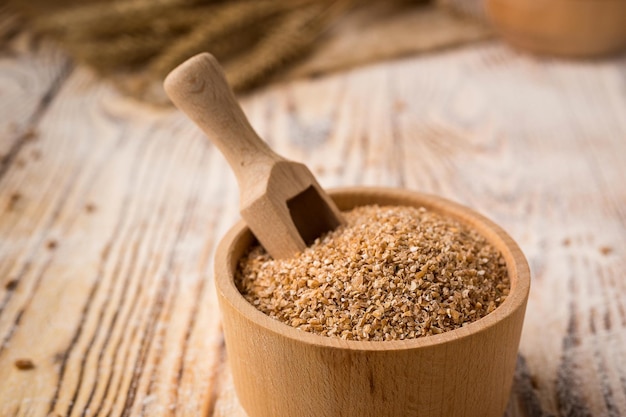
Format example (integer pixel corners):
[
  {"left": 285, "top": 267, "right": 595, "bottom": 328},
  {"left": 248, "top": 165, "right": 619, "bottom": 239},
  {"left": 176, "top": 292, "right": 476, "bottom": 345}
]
[{"left": 1, "top": 29, "right": 625, "bottom": 417}]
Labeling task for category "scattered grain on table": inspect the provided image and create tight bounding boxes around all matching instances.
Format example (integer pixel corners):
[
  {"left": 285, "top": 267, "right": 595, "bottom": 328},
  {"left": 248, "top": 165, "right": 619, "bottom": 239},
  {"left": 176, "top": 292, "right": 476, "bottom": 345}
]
[
  {"left": 393, "top": 99, "right": 407, "bottom": 112},
  {"left": 14, "top": 358, "right": 35, "bottom": 370},
  {"left": 236, "top": 205, "right": 510, "bottom": 341},
  {"left": 22, "top": 128, "right": 39, "bottom": 141},
  {"left": 4, "top": 279, "right": 18, "bottom": 291},
  {"left": 7, "top": 192, "right": 22, "bottom": 211},
  {"left": 599, "top": 246, "right": 613, "bottom": 256}
]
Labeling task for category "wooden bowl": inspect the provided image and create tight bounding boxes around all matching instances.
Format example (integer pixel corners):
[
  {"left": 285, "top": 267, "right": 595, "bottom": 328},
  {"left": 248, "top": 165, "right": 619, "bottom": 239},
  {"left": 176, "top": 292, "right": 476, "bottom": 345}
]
[
  {"left": 215, "top": 187, "right": 530, "bottom": 417},
  {"left": 486, "top": 0, "right": 626, "bottom": 58}
]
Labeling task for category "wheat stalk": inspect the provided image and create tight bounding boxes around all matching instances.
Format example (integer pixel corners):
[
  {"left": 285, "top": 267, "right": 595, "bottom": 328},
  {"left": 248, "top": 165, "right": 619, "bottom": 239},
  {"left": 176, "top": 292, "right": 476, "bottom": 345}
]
[
  {"left": 226, "top": 0, "right": 358, "bottom": 91},
  {"left": 13, "top": 0, "right": 369, "bottom": 102},
  {"left": 146, "top": 0, "right": 301, "bottom": 82},
  {"left": 34, "top": 0, "right": 198, "bottom": 36},
  {"left": 68, "top": 34, "right": 171, "bottom": 72}
]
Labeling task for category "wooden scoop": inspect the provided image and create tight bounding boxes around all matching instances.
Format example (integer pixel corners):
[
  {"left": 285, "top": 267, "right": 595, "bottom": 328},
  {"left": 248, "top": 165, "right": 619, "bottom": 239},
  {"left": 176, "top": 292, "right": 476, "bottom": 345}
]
[{"left": 164, "top": 53, "right": 344, "bottom": 259}]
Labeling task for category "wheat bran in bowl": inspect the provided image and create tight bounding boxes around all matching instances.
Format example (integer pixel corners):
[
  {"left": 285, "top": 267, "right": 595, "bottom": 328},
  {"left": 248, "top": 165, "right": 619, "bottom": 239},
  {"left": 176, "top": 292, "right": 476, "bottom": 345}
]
[
  {"left": 216, "top": 188, "right": 530, "bottom": 417},
  {"left": 235, "top": 204, "right": 510, "bottom": 342}
]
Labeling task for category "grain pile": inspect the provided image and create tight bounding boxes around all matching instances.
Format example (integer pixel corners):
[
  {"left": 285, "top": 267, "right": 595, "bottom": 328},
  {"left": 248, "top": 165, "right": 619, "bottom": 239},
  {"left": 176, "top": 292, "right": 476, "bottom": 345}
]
[{"left": 236, "top": 205, "right": 510, "bottom": 341}]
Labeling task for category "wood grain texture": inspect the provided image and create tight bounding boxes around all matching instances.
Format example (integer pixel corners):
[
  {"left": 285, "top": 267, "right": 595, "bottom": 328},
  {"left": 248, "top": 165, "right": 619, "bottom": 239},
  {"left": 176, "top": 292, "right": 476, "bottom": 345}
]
[
  {"left": 1, "top": 32, "right": 625, "bottom": 417},
  {"left": 0, "top": 33, "right": 71, "bottom": 178}
]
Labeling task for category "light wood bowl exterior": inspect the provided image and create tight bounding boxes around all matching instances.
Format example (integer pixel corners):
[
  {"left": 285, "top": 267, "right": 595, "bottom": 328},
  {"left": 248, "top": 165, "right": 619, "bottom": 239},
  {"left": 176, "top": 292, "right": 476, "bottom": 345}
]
[
  {"left": 215, "top": 187, "right": 530, "bottom": 417},
  {"left": 486, "top": 0, "right": 626, "bottom": 58}
]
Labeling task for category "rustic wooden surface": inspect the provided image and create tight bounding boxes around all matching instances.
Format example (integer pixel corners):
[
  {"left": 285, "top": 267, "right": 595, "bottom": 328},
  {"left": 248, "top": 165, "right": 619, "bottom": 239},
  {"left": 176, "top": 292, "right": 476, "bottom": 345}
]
[{"left": 1, "top": 27, "right": 626, "bottom": 417}]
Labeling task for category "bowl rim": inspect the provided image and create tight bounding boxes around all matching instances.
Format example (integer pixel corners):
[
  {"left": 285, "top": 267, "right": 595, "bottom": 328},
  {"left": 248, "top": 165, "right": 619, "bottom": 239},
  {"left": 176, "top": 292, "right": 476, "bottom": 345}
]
[{"left": 215, "top": 186, "right": 530, "bottom": 351}]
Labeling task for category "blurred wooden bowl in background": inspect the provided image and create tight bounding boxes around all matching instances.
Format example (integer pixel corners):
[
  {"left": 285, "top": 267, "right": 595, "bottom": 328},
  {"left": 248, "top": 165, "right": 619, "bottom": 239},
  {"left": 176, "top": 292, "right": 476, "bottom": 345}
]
[{"left": 486, "top": 0, "right": 626, "bottom": 58}]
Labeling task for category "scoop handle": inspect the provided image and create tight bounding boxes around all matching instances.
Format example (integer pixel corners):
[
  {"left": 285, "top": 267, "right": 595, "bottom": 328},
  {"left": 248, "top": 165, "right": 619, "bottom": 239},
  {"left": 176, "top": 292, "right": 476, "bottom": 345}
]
[{"left": 164, "top": 53, "right": 280, "bottom": 183}]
